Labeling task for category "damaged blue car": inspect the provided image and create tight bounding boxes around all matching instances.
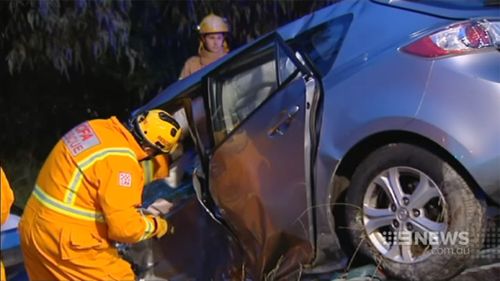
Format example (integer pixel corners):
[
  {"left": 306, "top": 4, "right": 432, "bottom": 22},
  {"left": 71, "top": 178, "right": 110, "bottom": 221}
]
[{"left": 115, "top": 0, "right": 500, "bottom": 280}]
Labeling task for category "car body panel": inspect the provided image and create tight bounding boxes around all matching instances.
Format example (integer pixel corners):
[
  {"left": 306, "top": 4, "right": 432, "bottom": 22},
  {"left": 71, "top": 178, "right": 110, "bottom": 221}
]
[
  {"left": 373, "top": 0, "right": 500, "bottom": 19},
  {"left": 308, "top": 1, "right": 500, "bottom": 268},
  {"left": 204, "top": 36, "right": 320, "bottom": 278},
  {"left": 209, "top": 80, "right": 313, "bottom": 278},
  {"left": 412, "top": 52, "right": 500, "bottom": 201}
]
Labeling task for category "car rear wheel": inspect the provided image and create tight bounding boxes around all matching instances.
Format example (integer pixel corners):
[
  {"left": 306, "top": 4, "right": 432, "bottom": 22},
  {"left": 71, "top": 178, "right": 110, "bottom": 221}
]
[{"left": 345, "top": 143, "right": 485, "bottom": 281}]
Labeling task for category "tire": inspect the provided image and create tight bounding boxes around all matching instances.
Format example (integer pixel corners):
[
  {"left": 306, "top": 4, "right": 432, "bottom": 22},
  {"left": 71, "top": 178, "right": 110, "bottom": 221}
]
[{"left": 345, "top": 143, "right": 486, "bottom": 281}]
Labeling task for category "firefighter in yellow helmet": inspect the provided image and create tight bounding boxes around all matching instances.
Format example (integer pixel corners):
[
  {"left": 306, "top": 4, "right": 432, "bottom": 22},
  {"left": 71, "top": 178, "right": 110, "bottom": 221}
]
[
  {"left": 19, "top": 109, "right": 181, "bottom": 281},
  {"left": 1, "top": 167, "right": 15, "bottom": 281},
  {"left": 179, "top": 13, "right": 230, "bottom": 79}
]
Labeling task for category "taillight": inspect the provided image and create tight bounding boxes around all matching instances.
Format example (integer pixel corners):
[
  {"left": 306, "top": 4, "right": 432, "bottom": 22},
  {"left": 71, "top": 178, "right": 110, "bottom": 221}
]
[{"left": 402, "top": 19, "right": 500, "bottom": 58}]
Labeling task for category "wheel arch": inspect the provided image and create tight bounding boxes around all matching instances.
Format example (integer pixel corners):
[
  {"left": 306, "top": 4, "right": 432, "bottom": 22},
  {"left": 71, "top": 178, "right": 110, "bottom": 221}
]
[
  {"left": 328, "top": 130, "right": 487, "bottom": 246},
  {"left": 334, "top": 130, "right": 484, "bottom": 198}
]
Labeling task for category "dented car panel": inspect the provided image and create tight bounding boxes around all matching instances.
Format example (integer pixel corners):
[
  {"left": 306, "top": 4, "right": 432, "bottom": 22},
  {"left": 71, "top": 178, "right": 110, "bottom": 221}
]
[{"left": 208, "top": 79, "right": 314, "bottom": 279}]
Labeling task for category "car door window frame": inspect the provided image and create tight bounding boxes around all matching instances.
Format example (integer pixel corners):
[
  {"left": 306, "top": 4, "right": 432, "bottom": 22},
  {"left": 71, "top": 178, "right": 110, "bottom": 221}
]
[{"left": 207, "top": 33, "right": 313, "bottom": 150}]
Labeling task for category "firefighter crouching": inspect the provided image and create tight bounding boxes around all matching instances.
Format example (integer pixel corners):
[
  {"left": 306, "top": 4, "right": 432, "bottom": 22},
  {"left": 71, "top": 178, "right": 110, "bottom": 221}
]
[{"left": 18, "top": 109, "right": 181, "bottom": 281}]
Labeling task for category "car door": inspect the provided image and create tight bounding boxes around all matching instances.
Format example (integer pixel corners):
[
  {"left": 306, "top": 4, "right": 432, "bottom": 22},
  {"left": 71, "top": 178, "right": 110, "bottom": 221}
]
[{"left": 205, "top": 34, "right": 320, "bottom": 279}]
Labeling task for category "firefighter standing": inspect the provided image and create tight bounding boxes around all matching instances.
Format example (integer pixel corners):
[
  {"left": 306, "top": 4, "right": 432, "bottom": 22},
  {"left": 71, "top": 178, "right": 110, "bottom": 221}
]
[
  {"left": 144, "top": 14, "right": 231, "bottom": 185},
  {"left": 1, "top": 167, "right": 14, "bottom": 281},
  {"left": 179, "top": 13, "right": 230, "bottom": 79},
  {"left": 18, "top": 109, "right": 181, "bottom": 281},
  {"left": 152, "top": 14, "right": 231, "bottom": 189}
]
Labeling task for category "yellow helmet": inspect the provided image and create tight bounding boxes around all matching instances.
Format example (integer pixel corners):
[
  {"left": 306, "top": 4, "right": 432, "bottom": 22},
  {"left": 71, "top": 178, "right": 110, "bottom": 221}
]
[
  {"left": 133, "top": 109, "right": 181, "bottom": 153},
  {"left": 198, "top": 13, "right": 229, "bottom": 34}
]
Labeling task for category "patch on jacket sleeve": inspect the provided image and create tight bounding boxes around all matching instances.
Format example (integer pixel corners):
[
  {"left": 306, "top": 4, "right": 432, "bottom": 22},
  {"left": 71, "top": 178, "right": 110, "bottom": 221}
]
[
  {"left": 62, "top": 122, "right": 101, "bottom": 156},
  {"left": 118, "top": 172, "right": 132, "bottom": 187}
]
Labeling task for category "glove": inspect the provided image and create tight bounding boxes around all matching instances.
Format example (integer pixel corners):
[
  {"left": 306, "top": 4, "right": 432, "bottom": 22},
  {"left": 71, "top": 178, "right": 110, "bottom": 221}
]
[
  {"left": 146, "top": 198, "right": 173, "bottom": 216},
  {"left": 151, "top": 216, "right": 170, "bottom": 239}
]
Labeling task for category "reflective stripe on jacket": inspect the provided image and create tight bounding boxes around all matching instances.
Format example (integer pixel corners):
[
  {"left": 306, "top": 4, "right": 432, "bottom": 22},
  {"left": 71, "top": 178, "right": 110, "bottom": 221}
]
[{"left": 141, "top": 154, "right": 170, "bottom": 185}]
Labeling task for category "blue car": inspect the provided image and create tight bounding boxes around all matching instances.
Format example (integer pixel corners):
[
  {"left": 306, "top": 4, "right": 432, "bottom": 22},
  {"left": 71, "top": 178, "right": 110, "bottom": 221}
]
[
  {"left": 106, "top": 0, "right": 500, "bottom": 280},
  {"left": 1, "top": 215, "right": 28, "bottom": 281}
]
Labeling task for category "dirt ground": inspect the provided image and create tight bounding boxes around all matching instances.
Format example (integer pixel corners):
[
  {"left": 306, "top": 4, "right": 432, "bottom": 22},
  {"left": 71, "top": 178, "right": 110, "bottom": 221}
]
[{"left": 301, "top": 247, "right": 500, "bottom": 281}]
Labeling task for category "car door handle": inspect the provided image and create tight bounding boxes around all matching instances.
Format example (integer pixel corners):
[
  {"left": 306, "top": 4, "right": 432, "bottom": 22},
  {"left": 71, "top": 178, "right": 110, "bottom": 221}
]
[{"left": 268, "top": 105, "right": 300, "bottom": 137}]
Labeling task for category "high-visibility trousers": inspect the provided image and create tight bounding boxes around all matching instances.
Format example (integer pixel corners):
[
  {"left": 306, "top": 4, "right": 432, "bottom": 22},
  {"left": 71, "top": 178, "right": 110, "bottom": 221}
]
[{"left": 19, "top": 197, "right": 135, "bottom": 281}]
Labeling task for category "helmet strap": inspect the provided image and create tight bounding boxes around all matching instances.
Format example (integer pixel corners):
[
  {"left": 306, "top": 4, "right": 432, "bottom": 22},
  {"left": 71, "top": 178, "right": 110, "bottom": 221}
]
[{"left": 128, "top": 115, "right": 150, "bottom": 149}]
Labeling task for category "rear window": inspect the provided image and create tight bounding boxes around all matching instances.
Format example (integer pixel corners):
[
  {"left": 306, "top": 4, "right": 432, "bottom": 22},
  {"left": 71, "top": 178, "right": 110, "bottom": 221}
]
[
  {"left": 288, "top": 14, "right": 353, "bottom": 77},
  {"left": 404, "top": 0, "right": 499, "bottom": 10}
]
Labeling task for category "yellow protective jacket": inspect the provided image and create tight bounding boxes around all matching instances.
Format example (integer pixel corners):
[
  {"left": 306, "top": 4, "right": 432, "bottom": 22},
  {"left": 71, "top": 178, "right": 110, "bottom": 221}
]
[
  {"left": 19, "top": 117, "right": 168, "bottom": 281},
  {"left": 141, "top": 154, "right": 170, "bottom": 184},
  {"left": 1, "top": 167, "right": 14, "bottom": 281},
  {"left": 179, "top": 48, "right": 227, "bottom": 79}
]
